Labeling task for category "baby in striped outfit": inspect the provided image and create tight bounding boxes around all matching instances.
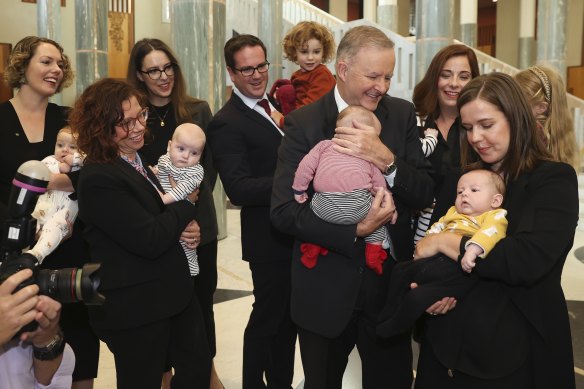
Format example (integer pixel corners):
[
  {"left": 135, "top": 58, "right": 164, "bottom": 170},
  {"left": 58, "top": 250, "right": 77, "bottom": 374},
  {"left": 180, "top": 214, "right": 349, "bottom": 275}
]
[
  {"left": 156, "top": 122, "right": 205, "bottom": 276},
  {"left": 292, "top": 106, "right": 397, "bottom": 275}
]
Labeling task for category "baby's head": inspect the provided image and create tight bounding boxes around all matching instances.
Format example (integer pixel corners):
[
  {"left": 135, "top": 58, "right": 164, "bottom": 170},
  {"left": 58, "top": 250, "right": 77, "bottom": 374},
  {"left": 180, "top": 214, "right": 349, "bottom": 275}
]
[
  {"left": 336, "top": 106, "right": 382, "bottom": 135},
  {"left": 455, "top": 169, "right": 505, "bottom": 217},
  {"left": 282, "top": 21, "right": 335, "bottom": 72},
  {"left": 54, "top": 126, "right": 78, "bottom": 162},
  {"left": 167, "top": 123, "right": 206, "bottom": 168}
]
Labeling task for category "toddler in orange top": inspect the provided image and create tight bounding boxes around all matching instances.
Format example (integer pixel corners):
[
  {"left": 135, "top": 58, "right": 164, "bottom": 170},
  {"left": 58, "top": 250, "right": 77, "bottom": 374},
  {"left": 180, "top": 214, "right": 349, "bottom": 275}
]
[{"left": 280, "top": 21, "right": 336, "bottom": 111}]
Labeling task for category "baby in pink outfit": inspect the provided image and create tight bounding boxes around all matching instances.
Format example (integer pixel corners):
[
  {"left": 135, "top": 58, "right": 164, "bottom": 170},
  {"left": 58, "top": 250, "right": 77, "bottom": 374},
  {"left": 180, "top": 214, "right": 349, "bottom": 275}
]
[{"left": 292, "top": 106, "right": 396, "bottom": 274}]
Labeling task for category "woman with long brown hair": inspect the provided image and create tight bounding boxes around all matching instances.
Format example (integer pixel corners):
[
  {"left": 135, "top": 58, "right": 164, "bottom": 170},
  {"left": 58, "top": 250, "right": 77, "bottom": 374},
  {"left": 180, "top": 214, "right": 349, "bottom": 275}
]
[{"left": 127, "top": 38, "right": 222, "bottom": 388}]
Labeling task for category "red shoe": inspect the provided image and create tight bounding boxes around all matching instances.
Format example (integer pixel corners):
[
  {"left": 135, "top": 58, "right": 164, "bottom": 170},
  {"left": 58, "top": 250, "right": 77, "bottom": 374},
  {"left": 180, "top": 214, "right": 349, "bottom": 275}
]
[
  {"left": 300, "top": 243, "right": 328, "bottom": 269},
  {"left": 365, "top": 243, "right": 388, "bottom": 275}
]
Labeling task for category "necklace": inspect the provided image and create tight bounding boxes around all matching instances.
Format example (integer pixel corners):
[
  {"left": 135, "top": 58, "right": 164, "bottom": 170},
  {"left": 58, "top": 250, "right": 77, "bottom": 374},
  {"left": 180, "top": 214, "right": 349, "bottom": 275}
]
[{"left": 150, "top": 105, "right": 170, "bottom": 127}]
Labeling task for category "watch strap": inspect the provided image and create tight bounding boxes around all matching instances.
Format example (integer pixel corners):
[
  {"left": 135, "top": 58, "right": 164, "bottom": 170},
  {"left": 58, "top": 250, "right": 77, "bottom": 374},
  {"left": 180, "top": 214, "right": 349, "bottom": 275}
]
[
  {"left": 33, "top": 331, "right": 66, "bottom": 361},
  {"left": 384, "top": 162, "right": 396, "bottom": 175}
]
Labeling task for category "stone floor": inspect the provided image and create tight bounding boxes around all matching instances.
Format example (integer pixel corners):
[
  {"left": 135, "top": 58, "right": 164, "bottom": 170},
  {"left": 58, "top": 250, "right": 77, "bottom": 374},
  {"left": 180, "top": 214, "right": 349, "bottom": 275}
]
[{"left": 93, "top": 208, "right": 584, "bottom": 388}]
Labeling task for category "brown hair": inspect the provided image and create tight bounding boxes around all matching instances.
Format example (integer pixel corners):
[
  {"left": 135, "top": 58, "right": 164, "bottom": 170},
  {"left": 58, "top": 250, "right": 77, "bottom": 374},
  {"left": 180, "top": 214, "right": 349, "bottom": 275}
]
[
  {"left": 127, "top": 38, "right": 203, "bottom": 124},
  {"left": 71, "top": 78, "right": 147, "bottom": 164},
  {"left": 282, "top": 21, "right": 335, "bottom": 64},
  {"left": 336, "top": 26, "right": 394, "bottom": 65},
  {"left": 224, "top": 34, "right": 267, "bottom": 70},
  {"left": 514, "top": 65, "right": 579, "bottom": 170},
  {"left": 4, "top": 36, "right": 73, "bottom": 91},
  {"left": 413, "top": 44, "right": 480, "bottom": 120},
  {"left": 463, "top": 169, "right": 506, "bottom": 197},
  {"left": 458, "top": 72, "right": 552, "bottom": 181}
]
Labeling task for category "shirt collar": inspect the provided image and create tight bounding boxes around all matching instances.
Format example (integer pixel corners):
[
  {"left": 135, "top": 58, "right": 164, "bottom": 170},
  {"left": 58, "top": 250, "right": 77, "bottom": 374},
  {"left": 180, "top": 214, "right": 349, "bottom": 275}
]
[
  {"left": 232, "top": 86, "right": 269, "bottom": 110},
  {"left": 334, "top": 85, "right": 349, "bottom": 113}
]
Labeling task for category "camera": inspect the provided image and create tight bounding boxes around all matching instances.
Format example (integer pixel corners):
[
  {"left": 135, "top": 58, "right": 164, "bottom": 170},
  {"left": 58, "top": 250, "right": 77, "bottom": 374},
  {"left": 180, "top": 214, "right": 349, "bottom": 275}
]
[
  {"left": 0, "top": 161, "right": 104, "bottom": 307},
  {"left": 0, "top": 253, "right": 104, "bottom": 305}
]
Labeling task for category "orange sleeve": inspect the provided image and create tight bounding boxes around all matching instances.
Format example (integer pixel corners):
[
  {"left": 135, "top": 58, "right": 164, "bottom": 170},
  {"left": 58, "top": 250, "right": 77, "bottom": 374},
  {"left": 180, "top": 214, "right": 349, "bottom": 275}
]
[{"left": 296, "top": 66, "right": 336, "bottom": 108}]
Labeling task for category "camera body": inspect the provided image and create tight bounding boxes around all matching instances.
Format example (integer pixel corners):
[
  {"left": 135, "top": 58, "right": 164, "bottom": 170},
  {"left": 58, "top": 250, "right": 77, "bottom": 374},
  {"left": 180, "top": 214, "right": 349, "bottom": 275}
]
[{"left": 0, "top": 161, "right": 104, "bottom": 309}]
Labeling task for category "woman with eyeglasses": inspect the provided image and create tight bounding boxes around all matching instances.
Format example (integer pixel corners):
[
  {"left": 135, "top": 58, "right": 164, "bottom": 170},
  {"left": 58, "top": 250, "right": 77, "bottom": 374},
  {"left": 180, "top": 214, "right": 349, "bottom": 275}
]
[
  {"left": 0, "top": 36, "right": 100, "bottom": 389},
  {"left": 74, "top": 78, "right": 211, "bottom": 389},
  {"left": 126, "top": 38, "right": 223, "bottom": 389}
]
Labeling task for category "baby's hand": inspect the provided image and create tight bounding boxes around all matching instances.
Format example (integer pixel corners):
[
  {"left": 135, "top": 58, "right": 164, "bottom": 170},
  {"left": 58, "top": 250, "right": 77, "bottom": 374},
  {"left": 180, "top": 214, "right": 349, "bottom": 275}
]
[
  {"left": 58, "top": 161, "right": 72, "bottom": 173},
  {"left": 461, "top": 243, "right": 483, "bottom": 273},
  {"left": 149, "top": 165, "right": 159, "bottom": 176},
  {"left": 424, "top": 128, "right": 439, "bottom": 138},
  {"left": 294, "top": 192, "right": 308, "bottom": 203},
  {"left": 62, "top": 154, "right": 75, "bottom": 166}
]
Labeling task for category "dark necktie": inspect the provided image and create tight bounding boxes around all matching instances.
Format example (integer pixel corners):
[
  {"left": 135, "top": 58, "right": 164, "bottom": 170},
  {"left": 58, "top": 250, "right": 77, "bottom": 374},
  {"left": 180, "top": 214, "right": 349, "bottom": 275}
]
[{"left": 257, "top": 99, "right": 271, "bottom": 117}]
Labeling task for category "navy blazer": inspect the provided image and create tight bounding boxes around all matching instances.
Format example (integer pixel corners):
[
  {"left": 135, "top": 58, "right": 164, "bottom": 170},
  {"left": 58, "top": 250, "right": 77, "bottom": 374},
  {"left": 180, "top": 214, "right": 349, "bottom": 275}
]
[
  {"left": 78, "top": 157, "right": 197, "bottom": 330},
  {"left": 207, "top": 93, "right": 293, "bottom": 263},
  {"left": 270, "top": 90, "right": 434, "bottom": 337}
]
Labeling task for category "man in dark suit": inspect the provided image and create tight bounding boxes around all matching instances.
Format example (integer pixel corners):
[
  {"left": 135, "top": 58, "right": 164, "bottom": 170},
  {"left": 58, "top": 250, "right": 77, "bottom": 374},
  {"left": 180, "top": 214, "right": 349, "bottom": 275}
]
[
  {"left": 271, "top": 26, "right": 434, "bottom": 389},
  {"left": 207, "top": 35, "right": 296, "bottom": 389}
]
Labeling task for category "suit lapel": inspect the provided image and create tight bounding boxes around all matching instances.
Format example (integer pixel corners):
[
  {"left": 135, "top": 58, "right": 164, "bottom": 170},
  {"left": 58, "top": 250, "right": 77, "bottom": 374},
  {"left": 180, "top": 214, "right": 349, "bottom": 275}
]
[
  {"left": 114, "top": 158, "right": 164, "bottom": 205},
  {"left": 375, "top": 96, "right": 396, "bottom": 147},
  {"left": 322, "top": 91, "right": 340, "bottom": 139},
  {"left": 230, "top": 94, "right": 281, "bottom": 135}
]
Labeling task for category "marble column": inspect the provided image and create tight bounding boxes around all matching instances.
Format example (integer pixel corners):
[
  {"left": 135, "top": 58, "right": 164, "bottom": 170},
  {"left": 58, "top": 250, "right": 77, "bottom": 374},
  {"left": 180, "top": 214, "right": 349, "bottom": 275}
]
[
  {"left": 37, "top": 0, "right": 63, "bottom": 104},
  {"left": 459, "top": 0, "right": 477, "bottom": 47},
  {"left": 378, "top": 0, "right": 399, "bottom": 32},
  {"left": 415, "top": 0, "right": 454, "bottom": 82},
  {"left": 363, "top": 0, "right": 377, "bottom": 23},
  {"left": 258, "top": 0, "right": 283, "bottom": 82},
  {"left": 171, "top": 0, "right": 228, "bottom": 238},
  {"left": 536, "top": 0, "right": 567, "bottom": 79},
  {"left": 518, "top": 0, "right": 536, "bottom": 69},
  {"left": 37, "top": 0, "right": 61, "bottom": 41},
  {"left": 75, "top": 0, "right": 108, "bottom": 97}
]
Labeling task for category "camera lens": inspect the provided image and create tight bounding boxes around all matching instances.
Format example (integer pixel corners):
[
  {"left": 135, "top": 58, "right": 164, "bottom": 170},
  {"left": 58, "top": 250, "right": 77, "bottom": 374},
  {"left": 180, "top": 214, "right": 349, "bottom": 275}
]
[{"left": 36, "top": 263, "right": 104, "bottom": 305}]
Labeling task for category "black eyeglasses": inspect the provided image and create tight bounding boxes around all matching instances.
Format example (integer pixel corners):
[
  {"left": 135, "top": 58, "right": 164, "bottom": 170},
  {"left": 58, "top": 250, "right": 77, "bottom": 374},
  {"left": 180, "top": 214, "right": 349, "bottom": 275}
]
[
  {"left": 139, "top": 63, "right": 176, "bottom": 80},
  {"left": 232, "top": 61, "right": 270, "bottom": 77},
  {"left": 118, "top": 108, "right": 149, "bottom": 132}
]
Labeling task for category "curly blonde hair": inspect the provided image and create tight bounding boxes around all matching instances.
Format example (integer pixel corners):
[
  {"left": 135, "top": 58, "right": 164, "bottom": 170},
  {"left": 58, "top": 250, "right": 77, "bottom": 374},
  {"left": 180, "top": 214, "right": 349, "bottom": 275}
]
[
  {"left": 4, "top": 36, "right": 73, "bottom": 92},
  {"left": 282, "top": 21, "right": 335, "bottom": 64},
  {"left": 514, "top": 65, "right": 579, "bottom": 171}
]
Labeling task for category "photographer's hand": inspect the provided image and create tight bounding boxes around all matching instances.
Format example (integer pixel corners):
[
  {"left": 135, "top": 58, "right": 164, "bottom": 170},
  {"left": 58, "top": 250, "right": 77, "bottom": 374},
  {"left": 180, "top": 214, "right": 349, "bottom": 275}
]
[
  {"left": 20, "top": 295, "right": 62, "bottom": 346},
  {"left": 0, "top": 269, "right": 39, "bottom": 346},
  {"left": 20, "top": 295, "right": 65, "bottom": 386}
]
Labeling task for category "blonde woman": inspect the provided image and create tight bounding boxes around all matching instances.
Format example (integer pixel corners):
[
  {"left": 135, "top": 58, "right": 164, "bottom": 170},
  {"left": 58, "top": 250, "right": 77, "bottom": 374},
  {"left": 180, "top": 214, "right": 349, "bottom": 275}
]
[{"left": 514, "top": 65, "right": 579, "bottom": 171}]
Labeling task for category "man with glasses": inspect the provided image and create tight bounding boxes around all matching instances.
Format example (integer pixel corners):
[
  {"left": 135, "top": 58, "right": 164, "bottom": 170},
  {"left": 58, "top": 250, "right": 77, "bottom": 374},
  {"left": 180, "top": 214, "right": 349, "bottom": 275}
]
[
  {"left": 207, "top": 35, "right": 296, "bottom": 389},
  {"left": 271, "top": 26, "right": 434, "bottom": 389}
]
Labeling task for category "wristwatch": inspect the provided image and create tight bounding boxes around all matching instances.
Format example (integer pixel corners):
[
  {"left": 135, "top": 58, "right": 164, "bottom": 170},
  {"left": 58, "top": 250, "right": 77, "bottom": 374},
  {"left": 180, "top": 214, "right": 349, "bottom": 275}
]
[
  {"left": 33, "top": 330, "right": 66, "bottom": 361},
  {"left": 384, "top": 161, "right": 396, "bottom": 175}
]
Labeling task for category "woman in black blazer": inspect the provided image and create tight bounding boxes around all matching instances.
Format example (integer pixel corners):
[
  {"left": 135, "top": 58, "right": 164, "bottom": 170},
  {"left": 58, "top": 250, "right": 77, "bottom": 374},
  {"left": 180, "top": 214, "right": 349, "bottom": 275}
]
[
  {"left": 414, "top": 73, "right": 577, "bottom": 388},
  {"left": 126, "top": 38, "right": 222, "bottom": 389},
  {"left": 73, "top": 79, "right": 211, "bottom": 389}
]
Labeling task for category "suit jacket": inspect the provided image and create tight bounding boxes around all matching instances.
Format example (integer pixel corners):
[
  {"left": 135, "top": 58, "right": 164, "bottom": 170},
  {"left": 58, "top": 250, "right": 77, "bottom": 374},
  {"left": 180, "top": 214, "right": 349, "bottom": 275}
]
[
  {"left": 270, "top": 89, "right": 434, "bottom": 337},
  {"left": 427, "top": 161, "right": 577, "bottom": 387},
  {"left": 78, "top": 157, "right": 197, "bottom": 331},
  {"left": 207, "top": 93, "right": 293, "bottom": 263}
]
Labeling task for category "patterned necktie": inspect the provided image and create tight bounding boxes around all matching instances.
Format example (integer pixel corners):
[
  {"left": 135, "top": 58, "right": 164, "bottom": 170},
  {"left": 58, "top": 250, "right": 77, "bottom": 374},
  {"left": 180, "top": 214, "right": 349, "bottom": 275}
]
[{"left": 257, "top": 99, "right": 271, "bottom": 116}]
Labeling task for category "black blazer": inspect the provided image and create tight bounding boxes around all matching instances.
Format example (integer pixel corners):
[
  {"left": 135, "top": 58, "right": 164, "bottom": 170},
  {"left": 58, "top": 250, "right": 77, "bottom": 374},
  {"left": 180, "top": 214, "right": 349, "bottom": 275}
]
[
  {"left": 427, "top": 161, "right": 577, "bottom": 387},
  {"left": 78, "top": 158, "right": 197, "bottom": 330},
  {"left": 207, "top": 93, "right": 293, "bottom": 263},
  {"left": 270, "top": 90, "right": 434, "bottom": 337}
]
